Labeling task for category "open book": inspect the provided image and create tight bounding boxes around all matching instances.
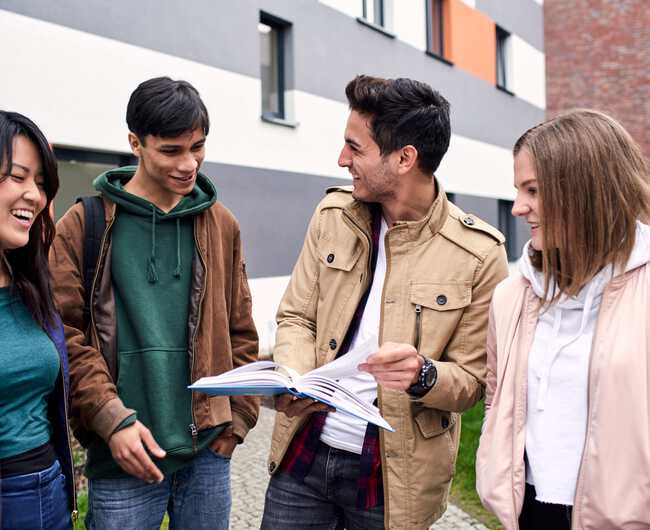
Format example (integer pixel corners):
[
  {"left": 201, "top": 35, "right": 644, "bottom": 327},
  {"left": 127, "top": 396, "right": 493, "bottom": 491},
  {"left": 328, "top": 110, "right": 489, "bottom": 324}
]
[{"left": 189, "top": 337, "right": 393, "bottom": 432}]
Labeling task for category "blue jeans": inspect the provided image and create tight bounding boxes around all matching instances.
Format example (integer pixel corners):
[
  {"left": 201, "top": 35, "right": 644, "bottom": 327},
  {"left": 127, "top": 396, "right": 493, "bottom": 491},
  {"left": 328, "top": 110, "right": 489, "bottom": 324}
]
[
  {"left": 86, "top": 447, "right": 231, "bottom": 530},
  {"left": 0, "top": 459, "right": 72, "bottom": 530},
  {"left": 261, "top": 441, "right": 384, "bottom": 530}
]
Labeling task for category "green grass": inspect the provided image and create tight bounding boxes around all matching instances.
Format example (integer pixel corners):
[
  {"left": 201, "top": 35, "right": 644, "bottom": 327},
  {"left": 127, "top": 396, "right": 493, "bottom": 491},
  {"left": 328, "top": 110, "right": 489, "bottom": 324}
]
[{"left": 450, "top": 401, "right": 503, "bottom": 530}]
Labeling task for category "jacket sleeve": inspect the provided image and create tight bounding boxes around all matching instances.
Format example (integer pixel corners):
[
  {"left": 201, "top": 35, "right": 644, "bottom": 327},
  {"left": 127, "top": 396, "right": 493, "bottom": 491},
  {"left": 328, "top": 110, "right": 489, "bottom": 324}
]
[
  {"left": 484, "top": 302, "right": 498, "bottom": 415},
  {"left": 272, "top": 208, "right": 321, "bottom": 375},
  {"left": 228, "top": 226, "right": 261, "bottom": 441},
  {"left": 49, "top": 204, "right": 135, "bottom": 442},
  {"left": 415, "top": 243, "right": 509, "bottom": 412}
]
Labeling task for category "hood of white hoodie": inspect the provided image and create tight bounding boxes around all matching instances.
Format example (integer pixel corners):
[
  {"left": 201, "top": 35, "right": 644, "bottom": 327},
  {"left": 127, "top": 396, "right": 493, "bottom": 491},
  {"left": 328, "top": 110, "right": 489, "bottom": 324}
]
[{"left": 518, "top": 220, "right": 650, "bottom": 309}]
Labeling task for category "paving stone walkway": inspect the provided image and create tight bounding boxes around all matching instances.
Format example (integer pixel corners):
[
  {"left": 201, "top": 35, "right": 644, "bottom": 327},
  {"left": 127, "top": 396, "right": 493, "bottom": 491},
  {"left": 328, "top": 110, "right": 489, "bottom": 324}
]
[{"left": 231, "top": 407, "right": 488, "bottom": 530}]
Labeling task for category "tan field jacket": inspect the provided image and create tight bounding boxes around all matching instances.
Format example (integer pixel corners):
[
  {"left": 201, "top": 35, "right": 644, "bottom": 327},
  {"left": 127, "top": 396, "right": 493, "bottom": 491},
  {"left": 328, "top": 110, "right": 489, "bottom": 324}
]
[
  {"left": 49, "top": 198, "right": 259, "bottom": 446},
  {"left": 269, "top": 185, "right": 509, "bottom": 529}
]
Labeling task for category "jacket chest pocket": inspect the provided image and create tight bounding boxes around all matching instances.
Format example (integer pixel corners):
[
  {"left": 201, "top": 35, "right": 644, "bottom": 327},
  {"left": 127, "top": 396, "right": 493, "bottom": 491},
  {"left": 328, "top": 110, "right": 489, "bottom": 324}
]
[
  {"left": 317, "top": 236, "right": 363, "bottom": 273},
  {"left": 409, "top": 281, "right": 472, "bottom": 357}
]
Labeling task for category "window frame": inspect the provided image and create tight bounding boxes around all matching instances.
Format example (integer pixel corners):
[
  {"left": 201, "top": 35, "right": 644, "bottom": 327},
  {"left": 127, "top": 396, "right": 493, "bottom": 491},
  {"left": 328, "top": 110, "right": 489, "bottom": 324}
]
[
  {"left": 498, "top": 199, "right": 517, "bottom": 258},
  {"left": 496, "top": 25, "right": 513, "bottom": 94},
  {"left": 259, "top": 12, "right": 288, "bottom": 122}
]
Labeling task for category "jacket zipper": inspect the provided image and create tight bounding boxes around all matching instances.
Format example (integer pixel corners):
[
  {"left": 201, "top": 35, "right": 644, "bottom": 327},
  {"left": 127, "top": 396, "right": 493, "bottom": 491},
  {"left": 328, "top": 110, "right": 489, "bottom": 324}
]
[
  {"left": 60, "top": 365, "right": 78, "bottom": 523},
  {"left": 414, "top": 304, "right": 422, "bottom": 353},
  {"left": 571, "top": 287, "right": 609, "bottom": 528},
  {"left": 189, "top": 222, "right": 208, "bottom": 453}
]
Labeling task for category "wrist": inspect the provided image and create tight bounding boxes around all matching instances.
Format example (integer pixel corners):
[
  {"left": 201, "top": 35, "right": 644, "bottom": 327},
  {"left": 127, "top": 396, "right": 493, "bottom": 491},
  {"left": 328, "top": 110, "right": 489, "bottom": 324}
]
[{"left": 407, "top": 356, "right": 437, "bottom": 397}]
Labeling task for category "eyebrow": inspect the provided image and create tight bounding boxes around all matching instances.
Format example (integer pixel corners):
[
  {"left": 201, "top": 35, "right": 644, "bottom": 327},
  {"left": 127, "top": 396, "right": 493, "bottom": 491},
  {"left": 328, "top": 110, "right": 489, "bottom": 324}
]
[
  {"left": 345, "top": 137, "right": 361, "bottom": 149},
  {"left": 10, "top": 163, "right": 30, "bottom": 173},
  {"left": 515, "top": 178, "right": 537, "bottom": 189}
]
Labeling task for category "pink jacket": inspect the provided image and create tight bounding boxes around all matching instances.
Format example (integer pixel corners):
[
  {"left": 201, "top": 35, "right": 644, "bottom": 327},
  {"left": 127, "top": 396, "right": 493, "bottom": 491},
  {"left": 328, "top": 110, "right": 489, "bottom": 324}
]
[{"left": 476, "top": 269, "right": 650, "bottom": 530}]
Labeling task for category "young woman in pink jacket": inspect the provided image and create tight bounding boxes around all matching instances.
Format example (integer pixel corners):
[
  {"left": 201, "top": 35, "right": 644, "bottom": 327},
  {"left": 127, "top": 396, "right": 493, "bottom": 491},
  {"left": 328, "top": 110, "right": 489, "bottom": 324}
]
[{"left": 476, "top": 109, "right": 650, "bottom": 530}]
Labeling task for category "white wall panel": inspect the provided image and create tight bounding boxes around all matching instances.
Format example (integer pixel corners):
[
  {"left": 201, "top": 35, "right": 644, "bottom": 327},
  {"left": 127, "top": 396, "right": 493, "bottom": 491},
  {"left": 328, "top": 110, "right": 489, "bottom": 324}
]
[
  {"left": 392, "top": 0, "right": 427, "bottom": 51},
  {"left": 318, "top": 0, "right": 363, "bottom": 18},
  {"left": 510, "top": 34, "right": 546, "bottom": 109},
  {"left": 0, "top": 9, "right": 515, "bottom": 200},
  {"left": 460, "top": 0, "right": 477, "bottom": 7}
]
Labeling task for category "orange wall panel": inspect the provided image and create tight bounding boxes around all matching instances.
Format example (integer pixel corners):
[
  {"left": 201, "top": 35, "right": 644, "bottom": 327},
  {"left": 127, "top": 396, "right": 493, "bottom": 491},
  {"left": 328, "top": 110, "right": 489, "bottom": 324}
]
[{"left": 446, "top": 0, "right": 496, "bottom": 85}]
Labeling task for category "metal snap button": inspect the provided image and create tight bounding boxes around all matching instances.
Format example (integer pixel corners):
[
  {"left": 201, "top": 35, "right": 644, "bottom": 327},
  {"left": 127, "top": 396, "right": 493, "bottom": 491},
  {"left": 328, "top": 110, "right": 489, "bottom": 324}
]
[
  {"left": 463, "top": 215, "right": 475, "bottom": 226},
  {"left": 329, "top": 339, "right": 337, "bottom": 350},
  {"left": 436, "top": 295, "right": 447, "bottom": 306},
  {"left": 327, "top": 253, "right": 335, "bottom": 263},
  {"left": 269, "top": 462, "right": 277, "bottom": 472},
  {"left": 441, "top": 416, "right": 449, "bottom": 429}
]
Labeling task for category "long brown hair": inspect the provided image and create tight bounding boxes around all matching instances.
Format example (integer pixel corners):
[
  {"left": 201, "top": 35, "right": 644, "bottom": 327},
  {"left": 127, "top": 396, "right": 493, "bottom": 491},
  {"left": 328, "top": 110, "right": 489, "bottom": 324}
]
[
  {"left": 0, "top": 111, "right": 59, "bottom": 328},
  {"left": 514, "top": 109, "right": 650, "bottom": 302}
]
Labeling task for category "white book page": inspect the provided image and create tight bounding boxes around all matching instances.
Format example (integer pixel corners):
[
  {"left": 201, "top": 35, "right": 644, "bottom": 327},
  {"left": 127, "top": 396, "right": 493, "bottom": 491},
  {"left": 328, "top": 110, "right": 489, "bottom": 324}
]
[{"left": 306, "top": 335, "right": 378, "bottom": 381}]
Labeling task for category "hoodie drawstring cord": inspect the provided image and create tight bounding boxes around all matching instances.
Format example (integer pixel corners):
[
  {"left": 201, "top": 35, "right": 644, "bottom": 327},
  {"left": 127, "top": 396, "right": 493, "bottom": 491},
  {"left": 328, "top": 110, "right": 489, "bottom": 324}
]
[
  {"left": 147, "top": 207, "right": 159, "bottom": 284},
  {"left": 174, "top": 218, "right": 182, "bottom": 279}
]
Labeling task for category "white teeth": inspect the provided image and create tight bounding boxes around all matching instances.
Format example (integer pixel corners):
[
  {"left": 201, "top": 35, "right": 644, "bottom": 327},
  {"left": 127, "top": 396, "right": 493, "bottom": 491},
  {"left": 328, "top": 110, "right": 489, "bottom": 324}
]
[{"left": 11, "top": 209, "right": 34, "bottom": 221}]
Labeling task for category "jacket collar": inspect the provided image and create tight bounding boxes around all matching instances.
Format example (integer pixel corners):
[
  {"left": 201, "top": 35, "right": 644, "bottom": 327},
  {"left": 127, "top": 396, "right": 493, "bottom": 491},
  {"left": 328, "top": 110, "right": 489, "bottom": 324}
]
[{"left": 341, "top": 178, "right": 449, "bottom": 242}]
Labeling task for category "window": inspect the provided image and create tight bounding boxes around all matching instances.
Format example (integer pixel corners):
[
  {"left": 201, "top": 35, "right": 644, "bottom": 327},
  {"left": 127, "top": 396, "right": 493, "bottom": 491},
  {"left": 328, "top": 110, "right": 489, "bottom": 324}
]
[
  {"left": 446, "top": 192, "right": 456, "bottom": 204},
  {"left": 259, "top": 13, "right": 288, "bottom": 120},
  {"left": 498, "top": 199, "right": 517, "bottom": 259},
  {"left": 496, "top": 26, "right": 512, "bottom": 92},
  {"left": 362, "top": 0, "right": 385, "bottom": 27},
  {"left": 53, "top": 148, "right": 135, "bottom": 221},
  {"left": 426, "top": 0, "right": 445, "bottom": 58}
]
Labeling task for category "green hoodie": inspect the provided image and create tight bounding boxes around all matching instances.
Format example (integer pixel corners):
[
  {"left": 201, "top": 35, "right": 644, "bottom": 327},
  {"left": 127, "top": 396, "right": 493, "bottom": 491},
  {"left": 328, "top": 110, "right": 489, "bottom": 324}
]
[{"left": 87, "top": 166, "right": 222, "bottom": 478}]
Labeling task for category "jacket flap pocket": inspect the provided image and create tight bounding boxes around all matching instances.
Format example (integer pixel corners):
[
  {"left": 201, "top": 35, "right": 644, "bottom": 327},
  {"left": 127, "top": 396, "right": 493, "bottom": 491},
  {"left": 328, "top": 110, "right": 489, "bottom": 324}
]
[
  {"left": 317, "top": 239, "right": 362, "bottom": 272},
  {"left": 409, "top": 281, "right": 471, "bottom": 311},
  {"left": 414, "top": 408, "right": 456, "bottom": 438}
]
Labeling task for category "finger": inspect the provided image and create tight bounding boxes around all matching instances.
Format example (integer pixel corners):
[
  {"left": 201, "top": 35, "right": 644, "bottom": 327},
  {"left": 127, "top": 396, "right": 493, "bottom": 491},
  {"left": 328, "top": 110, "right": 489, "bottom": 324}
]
[
  {"left": 365, "top": 349, "right": 417, "bottom": 364},
  {"left": 140, "top": 426, "right": 166, "bottom": 458},
  {"left": 133, "top": 445, "right": 163, "bottom": 483},
  {"left": 117, "top": 451, "right": 147, "bottom": 481}
]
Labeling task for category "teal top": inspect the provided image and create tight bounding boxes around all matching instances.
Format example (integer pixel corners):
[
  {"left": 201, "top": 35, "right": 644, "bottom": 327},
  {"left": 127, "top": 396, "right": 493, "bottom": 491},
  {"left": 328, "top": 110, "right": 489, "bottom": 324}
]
[
  {"left": 0, "top": 287, "right": 60, "bottom": 459},
  {"left": 86, "top": 168, "right": 223, "bottom": 478}
]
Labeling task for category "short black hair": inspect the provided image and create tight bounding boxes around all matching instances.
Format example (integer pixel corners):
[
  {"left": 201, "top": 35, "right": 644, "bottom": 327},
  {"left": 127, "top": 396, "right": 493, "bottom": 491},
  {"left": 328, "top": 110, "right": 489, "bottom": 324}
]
[
  {"left": 345, "top": 75, "right": 451, "bottom": 175},
  {"left": 0, "top": 110, "right": 59, "bottom": 328},
  {"left": 126, "top": 77, "right": 210, "bottom": 141}
]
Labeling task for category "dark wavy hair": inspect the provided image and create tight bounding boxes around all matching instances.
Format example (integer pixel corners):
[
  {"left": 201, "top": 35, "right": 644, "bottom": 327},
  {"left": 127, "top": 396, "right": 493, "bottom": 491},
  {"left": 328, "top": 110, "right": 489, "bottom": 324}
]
[
  {"left": 0, "top": 111, "right": 59, "bottom": 328},
  {"left": 345, "top": 75, "right": 451, "bottom": 175},
  {"left": 126, "top": 76, "right": 210, "bottom": 142}
]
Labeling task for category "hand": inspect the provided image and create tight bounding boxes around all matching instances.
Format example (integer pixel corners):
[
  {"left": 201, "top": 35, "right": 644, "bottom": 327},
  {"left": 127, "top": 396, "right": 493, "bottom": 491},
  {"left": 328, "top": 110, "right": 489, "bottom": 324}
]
[
  {"left": 359, "top": 342, "right": 423, "bottom": 391},
  {"left": 274, "top": 393, "right": 334, "bottom": 418},
  {"left": 210, "top": 426, "right": 240, "bottom": 458},
  {"left": 108, "top": 420, "right": 166, "bottom": 483}
]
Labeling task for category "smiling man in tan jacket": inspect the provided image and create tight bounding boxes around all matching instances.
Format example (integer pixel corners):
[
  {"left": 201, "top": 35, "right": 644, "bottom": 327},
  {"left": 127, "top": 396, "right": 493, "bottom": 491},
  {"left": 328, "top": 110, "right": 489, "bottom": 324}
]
[{"left": 260, "top": 75, "right": 509, "bottom": 530}]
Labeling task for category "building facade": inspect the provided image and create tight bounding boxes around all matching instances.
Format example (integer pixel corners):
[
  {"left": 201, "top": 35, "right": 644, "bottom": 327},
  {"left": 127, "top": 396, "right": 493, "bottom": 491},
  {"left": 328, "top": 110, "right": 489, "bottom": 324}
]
[
  {"left": 0, "top": 0, "right": 544, "bottom": 348},
  {"left": 545, "top": 0, "right": 649, "bottom": 156}
]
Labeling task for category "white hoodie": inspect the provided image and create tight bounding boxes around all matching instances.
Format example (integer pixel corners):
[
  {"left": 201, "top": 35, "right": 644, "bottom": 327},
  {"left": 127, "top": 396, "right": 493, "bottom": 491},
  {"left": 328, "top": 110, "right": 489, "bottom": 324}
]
[{"left": 517, "top": 220, "right": 650, "bottom": 505}]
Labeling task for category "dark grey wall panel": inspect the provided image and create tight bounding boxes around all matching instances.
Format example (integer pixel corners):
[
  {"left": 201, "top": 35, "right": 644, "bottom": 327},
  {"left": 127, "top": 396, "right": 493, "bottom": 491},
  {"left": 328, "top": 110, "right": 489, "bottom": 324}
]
[
  {"left": 201, "top": 161, "right": 349, "bottom": 278},
  {"left": 2, "top": 0, "right": 544, "bottom": 149},
  {"left": 475, "top": 0, "right": 544, "bottom": 51}
]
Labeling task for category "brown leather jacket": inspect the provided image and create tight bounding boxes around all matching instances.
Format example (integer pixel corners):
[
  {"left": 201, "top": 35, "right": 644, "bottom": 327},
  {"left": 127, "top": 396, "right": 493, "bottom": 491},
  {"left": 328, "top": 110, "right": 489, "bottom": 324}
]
[
  {"left": 49, "top": 197, "right": 259, "bottom": 446},
  {"left": 269, "top": 184, "right": 509, "bottom": 530}
]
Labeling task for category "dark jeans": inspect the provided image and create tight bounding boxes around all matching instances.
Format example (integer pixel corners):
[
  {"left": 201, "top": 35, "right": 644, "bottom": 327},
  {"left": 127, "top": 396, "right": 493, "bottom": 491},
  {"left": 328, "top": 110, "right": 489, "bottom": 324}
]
[
  {"left": 519, "top": 483, "right": 572, "bottom": 530},
  {"left": 261, "top": 441, "right": 384, "bottom": 530},
  {"left": 0, "top": 459, "right": 72, "bottom": 530}
]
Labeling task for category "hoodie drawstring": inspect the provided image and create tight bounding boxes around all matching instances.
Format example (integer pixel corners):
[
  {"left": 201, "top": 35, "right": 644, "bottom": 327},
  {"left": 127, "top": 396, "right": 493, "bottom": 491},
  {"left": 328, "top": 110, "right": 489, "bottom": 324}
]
[
  {"left": 174, "top": 218, "right": 182, "bottom": 279},
  {"left": 147, "top": 208, "right": 159, "bottom": 284}
]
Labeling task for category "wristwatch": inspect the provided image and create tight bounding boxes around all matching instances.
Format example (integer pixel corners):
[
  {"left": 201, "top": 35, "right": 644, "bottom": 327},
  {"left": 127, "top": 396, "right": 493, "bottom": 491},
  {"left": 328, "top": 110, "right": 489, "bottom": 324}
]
[{"left": 407, "top": 356, "right": 437, "bottom": 397}]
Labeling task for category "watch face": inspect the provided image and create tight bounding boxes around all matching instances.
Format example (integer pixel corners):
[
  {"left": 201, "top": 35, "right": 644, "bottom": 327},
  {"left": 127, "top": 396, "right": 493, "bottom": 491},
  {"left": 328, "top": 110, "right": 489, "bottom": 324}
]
[{"left": 424, "top": 369, "right": 435, "bottom": 387}]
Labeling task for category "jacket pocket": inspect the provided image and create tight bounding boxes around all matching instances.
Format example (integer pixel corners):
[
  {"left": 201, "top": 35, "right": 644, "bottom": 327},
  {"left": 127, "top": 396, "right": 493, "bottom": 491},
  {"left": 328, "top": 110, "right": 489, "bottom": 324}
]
[
  {"left": 408, "top": 407, "right": 459, "bottom": 522},
  {"left": 317, "top": 231, "right": 362, "bottom": 272},
  {"left": 409, "top": 281, "right": 472, "bottom": 354}
]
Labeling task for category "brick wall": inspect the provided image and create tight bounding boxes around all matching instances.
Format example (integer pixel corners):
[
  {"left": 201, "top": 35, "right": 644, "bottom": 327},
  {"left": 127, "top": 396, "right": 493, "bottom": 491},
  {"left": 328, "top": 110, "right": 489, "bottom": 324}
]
[{"left": 545, "top": 0, "right": 650, "bottom": 156}]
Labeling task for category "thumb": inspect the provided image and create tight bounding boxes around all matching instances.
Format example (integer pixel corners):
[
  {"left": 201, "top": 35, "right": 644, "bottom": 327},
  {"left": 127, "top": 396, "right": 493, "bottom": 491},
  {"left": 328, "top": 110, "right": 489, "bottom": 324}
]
[{"left": 139, "top": 424, "right": 166, "bottom": 458}]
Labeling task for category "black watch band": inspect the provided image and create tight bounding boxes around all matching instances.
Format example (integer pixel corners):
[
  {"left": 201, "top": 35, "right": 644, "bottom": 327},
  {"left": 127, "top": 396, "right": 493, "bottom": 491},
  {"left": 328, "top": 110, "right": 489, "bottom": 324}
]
[{"left": 407, "top": 356, "right": 437, "bottom": 397}]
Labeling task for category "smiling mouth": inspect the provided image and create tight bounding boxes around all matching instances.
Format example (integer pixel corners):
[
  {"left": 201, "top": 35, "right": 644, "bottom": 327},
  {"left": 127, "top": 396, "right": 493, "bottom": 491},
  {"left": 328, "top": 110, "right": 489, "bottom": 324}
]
[
  {"left": 171, "top": 175, "right": 195, "bottom": 183},
  {"left": 10, "top": 209, "right": 35, "bottom": 224}
]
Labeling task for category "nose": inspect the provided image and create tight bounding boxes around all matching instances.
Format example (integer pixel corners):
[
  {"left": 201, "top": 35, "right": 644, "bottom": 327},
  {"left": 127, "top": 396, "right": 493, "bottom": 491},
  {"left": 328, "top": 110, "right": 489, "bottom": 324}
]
[
  {"left": 22, "top": 178, "right": 42, "bottom": 204},
  {"left": 178, "top": 152, "right": 198, "bottom": 174},
  {"left": 338, "top": 145, "right": 351, "bottom": 168},
  {"left": 511, "top": 193, "right": 529, "bottom": 217}
]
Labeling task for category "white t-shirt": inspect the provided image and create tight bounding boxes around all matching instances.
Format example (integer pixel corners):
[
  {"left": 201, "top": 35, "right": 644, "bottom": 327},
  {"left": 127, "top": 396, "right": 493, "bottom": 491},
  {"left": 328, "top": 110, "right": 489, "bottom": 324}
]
[{"left": 320, "top": 218, "right": 388, "bottom": 454}]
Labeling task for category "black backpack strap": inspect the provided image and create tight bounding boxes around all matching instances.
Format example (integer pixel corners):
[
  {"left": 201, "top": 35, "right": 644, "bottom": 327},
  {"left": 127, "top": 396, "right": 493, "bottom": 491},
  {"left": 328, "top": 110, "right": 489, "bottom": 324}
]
[{"left": 75, "top": 196, "right": 106, "bottom": 331}]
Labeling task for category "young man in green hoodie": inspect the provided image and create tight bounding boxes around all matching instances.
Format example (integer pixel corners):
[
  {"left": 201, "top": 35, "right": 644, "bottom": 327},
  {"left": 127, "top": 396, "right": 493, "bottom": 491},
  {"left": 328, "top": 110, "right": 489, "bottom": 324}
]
[{"left": 50, "top": 77, "right": 259, "bottom": 529}]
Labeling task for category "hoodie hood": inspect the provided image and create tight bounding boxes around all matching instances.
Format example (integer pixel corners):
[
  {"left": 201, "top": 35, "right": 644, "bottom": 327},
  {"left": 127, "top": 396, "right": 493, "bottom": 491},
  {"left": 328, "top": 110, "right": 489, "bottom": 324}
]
[
  {"left": 93, "top": 165, "right": 217, "bottom": 283},
  {"left": 518, "top": 220, "right": 650, "bottom": 410},
  {"left": 93, "top": 165, "right": 217, "bottom": 218}
]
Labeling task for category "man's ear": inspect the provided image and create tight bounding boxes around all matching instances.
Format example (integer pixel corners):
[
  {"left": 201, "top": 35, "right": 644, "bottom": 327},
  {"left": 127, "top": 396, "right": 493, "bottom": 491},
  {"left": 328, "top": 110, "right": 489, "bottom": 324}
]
[
  {"left": 128, "top": 132, "right": 142, "bottom": 157},
  {"left": 396, "top": 145, "right": 418, "bottom": 175}
]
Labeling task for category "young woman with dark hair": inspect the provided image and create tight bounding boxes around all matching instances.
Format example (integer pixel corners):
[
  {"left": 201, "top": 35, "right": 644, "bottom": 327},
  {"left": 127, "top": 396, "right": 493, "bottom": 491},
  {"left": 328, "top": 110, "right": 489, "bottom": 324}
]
[
  {"left": 0, "top": 111, "right": 76, "bottom": 529},
  {"left": 476, "top": 109, "right": 650, "bottom": 529}
]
